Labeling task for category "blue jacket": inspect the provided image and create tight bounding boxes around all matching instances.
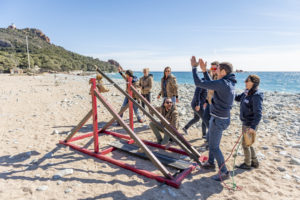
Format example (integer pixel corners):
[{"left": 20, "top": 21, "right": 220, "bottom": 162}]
[
  {"left": 192, "top": 67, "right": 236, "bottom": 118},
  {"left": 235, "top": 90, "right": 263, "bottom": 129},
  {"left": 191, "top": 79, "right": 207, "bottom": 108}
]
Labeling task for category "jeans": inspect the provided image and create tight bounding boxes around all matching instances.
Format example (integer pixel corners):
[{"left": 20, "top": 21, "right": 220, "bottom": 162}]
[
  {"left": 184, "top": 107, "right": 206, "bottom": 136},
  {"left": 120, "top": 97, "right": 141, "bottom": 121},
  {"left": 208, "top": 116, "right": 230, "bottom": 173},
  {"left": 149, "top": 121, "right": 170, "bottom": 144},
  {"left": 203, "top": 104, "right": 211, "bottom": 141},
  {"left": 141, "top": 93, "right": 151, "bottom": 109}
]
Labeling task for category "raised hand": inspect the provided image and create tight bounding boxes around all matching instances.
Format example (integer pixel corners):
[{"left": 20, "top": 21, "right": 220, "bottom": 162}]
[
  {"left": 191, "top": 56, "right": 199, "bottom": 67},
  {"left": 199, "top": 58, "right": 207, "bottom": 72}
]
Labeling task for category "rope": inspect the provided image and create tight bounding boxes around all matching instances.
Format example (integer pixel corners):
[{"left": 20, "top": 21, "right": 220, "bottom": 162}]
[{"left": 218, "top": 132, "right": 243, "bottom": 191}]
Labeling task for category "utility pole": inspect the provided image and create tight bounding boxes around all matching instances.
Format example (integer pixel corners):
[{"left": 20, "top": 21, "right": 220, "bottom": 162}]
[{"left": 26, "top": 36, "right": 31, "bottom": 69}]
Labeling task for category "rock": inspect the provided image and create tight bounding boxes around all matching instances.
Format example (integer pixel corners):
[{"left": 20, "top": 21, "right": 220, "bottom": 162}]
[
  {"left": 292, "top": 144, "right": 300, "bottom": 148},
  {"left": 256, "top": 152, "right": 265, "bottom": 159},
  {"left": 262, "top": 146, "right": 269, "bottom": 150},
  {"left": 274, "top": 158, "right": 281, "bottom": 162},
  {"left": 36, "top": 185, "right": 48, "bottom": 191},
  {"left": 273, "top": 145, "right": 285, "bottom": 150},
  {"left": 279, "top": 151, "right": 287, "bottom": 156},
  {"left": 64, "top": 188, "right": 72, "bottom": 193},
  {"left": 282, "top": 174, "right": 291, "bottom": 180},
  {"left": 52, "top": 130, "right": 59, "bottom": 135},
  {"left": 53, "top": 168, "right": 74, "bottom": 179},
  {"left": 277, "top": 167, "right": 286, "bottom": 172},
  {"left": 290, "top": 157, "right": 300, "bottom": 165},
  {"left": 57, "top": 180, "right": 63, "bottom": 185}
]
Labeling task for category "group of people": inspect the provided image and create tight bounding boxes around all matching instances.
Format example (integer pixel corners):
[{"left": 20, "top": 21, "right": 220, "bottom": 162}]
[{"left": 110, "top": 57, "right": 263, "bottom": 182}]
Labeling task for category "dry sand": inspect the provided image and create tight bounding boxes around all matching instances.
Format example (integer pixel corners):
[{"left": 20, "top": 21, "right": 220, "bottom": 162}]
[{"left": 0, "top": 73, "right": 299, "bottom": 200}]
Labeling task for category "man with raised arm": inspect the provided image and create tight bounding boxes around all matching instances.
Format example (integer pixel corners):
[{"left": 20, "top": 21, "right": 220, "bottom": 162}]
[{"left": 191, "top": 56, "right": 236, "bottom": 181}]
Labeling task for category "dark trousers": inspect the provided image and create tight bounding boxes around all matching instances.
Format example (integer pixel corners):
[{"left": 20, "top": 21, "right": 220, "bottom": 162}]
[
  {"left": 184, "top": 107, "right": 206, "bottom": 136},
  {"left": 141, "top": 93, "right": 151, "bottom": 108},
  {"left": 203, "top": 104, "right": 211, "bottom": 141}
]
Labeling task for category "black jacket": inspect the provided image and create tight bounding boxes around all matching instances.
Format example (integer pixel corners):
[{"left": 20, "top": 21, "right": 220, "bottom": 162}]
[{"left": 235, "top": 90, "right": 264, "bottom": 129}]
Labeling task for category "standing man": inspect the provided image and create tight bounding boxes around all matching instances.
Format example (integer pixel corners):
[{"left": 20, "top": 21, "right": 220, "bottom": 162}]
[
  {"left": 139, "top": 68, "right": 153, "bottom": 109},
  {"left": 203, "top": 62, "right": 219, "bottom": 144},
  {"left": 191, "top": 56, "right": 236, "bottom": 181}
]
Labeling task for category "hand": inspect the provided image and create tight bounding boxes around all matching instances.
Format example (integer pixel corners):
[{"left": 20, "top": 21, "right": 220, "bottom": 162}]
[
  {"left": 203, "top": 103, "right": 207, "bottom": 109},
  {"left": 176, "top": 98, "right": 179, "bottom": 103},
  {"left": 199, "top": 58, "right": 207, "bottom": 72},
  {"left": 191, "top": 56, "right": 199, "bottom": 67},
  {"left": 195, "top": 106, "right": 200, "bottom": 111},
  {"left": 248, "top": 128, "right": 256, "bottom": 134}
]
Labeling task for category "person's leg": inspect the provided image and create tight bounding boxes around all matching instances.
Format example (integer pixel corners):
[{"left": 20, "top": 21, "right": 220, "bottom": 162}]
[
  {"left": 132, "top": 100, "right": 142, "bottom": 121},
  {"left": 141, "top": 94, "right": 146, "bottom": 109},
  {"left": 203, "top": 104, "right": 211, "bottom": 142},
  {"left": 242, "top": 125, "right": 252, "bottom": 166},
  {"left": 208, "top": 117, "right": 230, "bottom": 173},
  {"left": 171, "top": 96, "right": 176, "bottom": 105},
  {"left": 149, "top": 122, "right": 163, "bottom": 143},
  {"left": 184, "top": 110, "right": 200, "bottom": 130},
  {"left": 119, "top": 97, "right": 129, "bottom": 118}
]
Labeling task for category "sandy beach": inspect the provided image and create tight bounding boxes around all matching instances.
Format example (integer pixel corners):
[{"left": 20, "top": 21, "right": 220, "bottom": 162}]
[{"left": 0, "top": 73, "right": 299, "bottom": 200}]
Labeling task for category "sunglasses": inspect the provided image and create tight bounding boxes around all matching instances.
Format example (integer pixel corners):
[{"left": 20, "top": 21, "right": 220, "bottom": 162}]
[
  {"left": 165, "top": 70, "right": 171, "bottom": 72},
  {"left": 165, "top": 101, "right": 173, "bottom": 104},
  {"left": 210, "top": 67, "right": 217, "bottom": 71}
]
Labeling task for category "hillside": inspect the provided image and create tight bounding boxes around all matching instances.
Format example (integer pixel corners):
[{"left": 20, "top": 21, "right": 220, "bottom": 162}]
[{"left": 0, "top": 26, "right": 117, "bottom": 73}]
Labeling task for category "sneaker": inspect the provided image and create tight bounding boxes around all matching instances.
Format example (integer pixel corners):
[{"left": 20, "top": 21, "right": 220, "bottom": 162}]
[
  {"left": 251, "top": 161, "right": 259, "bottom": 168},
  {"left": 202, "top": 135, "right": 206, "bottom": 139},
  {"left": 182, "top": 127, "right": 188, "bottom": 135},
  {"left": 212, "top": 171, "right": 230, "bottom": 181},
  {"left": 236, "top": 163, "right": 251, "bottom": 170},
  {"left": 201, "top": 161, "right": 216, "bottom": 170},
  {"left": 138, "top": 119, "right": 144, "bottom": 123}
]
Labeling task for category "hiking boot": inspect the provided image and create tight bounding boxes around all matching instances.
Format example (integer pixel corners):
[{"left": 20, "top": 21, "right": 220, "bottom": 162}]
[
  {"left": 212, "top": 171, "right": 230, "bottom": 181},
  {"left": 202, "top": 134, "right": 206, "bottom": 139},
  {"left": 251, "top": 161, "right": 259, "bottom": 168},
  {"left": 182, "top": 127, "right": 188, "bottom": 135},
  {"left": 236, "top": 163, "right": 251, "bottom": 170},
  {"left": 201, "top": 161, "right": 216, "bottom": 170}
]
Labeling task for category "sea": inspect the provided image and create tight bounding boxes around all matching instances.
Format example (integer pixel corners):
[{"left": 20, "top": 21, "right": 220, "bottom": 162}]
[{"left": 107, "top": 71, "right": 300, "bottom": 94}]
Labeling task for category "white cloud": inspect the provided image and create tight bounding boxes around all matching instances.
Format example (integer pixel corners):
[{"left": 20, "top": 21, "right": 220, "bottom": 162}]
[{"left": 90, "top": 45, "right": 300, "bottom": 72}]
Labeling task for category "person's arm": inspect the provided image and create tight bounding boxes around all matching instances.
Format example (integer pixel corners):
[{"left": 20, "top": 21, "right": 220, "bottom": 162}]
[
  {"left": 200, "top": 88, "right": 207, "bottom": 106},
  {"left": 250, "top": 94, "right": 263, "bottom": 130},
  {"left": 195, "top": 87, "right": 201, "bottom": 107},
  {"left": 171, "top": 76, "right": 179, "bottom": 101},
  {"left": 235, "top": 93, "right": 245, "bottom": 102},
  {"left": 118, "top": 67, "right": 126, "bottom": 80},
  {"left": 144, "top": 76, "right": 152, "bottom": 91},
  {"left": 192, "top": 67, "right": 224, "bottom": 91},
  {"left": 171, "top": 109, "right": 179, "bottom": 129},
  {"left": 203, "top": 71, "right": 212, "bottom": 81}
]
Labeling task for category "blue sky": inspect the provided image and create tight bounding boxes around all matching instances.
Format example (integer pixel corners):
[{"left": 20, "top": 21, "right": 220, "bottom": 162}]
[{"left": 1, "top": 0, "right": 300, "bottom": 71}]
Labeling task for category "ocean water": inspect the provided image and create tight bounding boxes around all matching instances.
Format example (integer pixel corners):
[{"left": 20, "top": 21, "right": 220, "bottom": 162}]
[{"left": 107, "top": 71, "right": 300, "bottom": 94}]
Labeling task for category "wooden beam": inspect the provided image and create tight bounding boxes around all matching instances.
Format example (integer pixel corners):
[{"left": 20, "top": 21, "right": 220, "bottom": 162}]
[
  {"left": 94, "top": 89, "right": 173, "bottom": 179},
  {"left": 64, "top": 109, "right": 93, "bottom": 142}
]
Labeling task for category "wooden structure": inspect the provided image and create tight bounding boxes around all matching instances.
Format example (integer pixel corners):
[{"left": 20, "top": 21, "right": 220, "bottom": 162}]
[{"left": 59, "top": 69, "right": 207, "bottom": 188}]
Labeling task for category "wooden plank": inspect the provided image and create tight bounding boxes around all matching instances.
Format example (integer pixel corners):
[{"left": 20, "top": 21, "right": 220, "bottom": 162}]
[
  {"left": 94, "top": 90, "right": 173, "bottom": 179},
  {"left": 111, "top": 140, "right": 191, "bottom": 170},
  {"left": 65, "top": 109, "right": 93, "bottom": 142},
  {"left": 100, "top": 104, "right": 129, "bottom": 132}
]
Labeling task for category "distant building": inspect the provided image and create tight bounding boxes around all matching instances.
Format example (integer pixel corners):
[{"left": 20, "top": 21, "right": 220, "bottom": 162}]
[{"left": 8, "top": 23, "right": 16, "bottom": 29}]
